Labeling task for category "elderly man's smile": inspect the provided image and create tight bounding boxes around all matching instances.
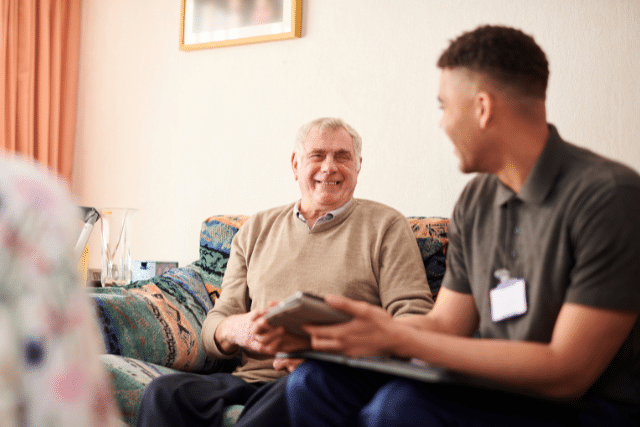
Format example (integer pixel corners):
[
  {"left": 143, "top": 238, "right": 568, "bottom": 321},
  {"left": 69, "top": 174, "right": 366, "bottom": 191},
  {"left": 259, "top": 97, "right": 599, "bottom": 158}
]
[{"left": 292, "top": 124, "right": 361, "bottom": 223}]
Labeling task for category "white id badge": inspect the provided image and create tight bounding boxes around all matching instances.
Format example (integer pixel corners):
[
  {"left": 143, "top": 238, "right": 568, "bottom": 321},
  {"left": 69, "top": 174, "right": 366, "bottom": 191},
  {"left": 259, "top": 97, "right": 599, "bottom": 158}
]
[{"left": 490, "top": 278, "right": 527, "bottom": 322}]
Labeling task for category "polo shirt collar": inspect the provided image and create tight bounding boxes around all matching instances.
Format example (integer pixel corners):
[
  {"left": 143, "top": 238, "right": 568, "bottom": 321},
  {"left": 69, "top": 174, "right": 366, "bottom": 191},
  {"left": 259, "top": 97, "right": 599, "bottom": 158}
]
[{"left": 496, "top": 124, "right": 564, "bottom": 206}]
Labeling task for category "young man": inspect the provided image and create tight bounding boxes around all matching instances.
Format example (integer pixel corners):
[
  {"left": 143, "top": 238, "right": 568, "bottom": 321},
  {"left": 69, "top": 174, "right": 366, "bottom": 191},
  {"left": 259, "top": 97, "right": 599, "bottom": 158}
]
[
  {"left": 135, "top": 117, "right": 434, "bottom": 427},
  {"left": 285, "top": 26, "right": 640, "bottom": 426}
]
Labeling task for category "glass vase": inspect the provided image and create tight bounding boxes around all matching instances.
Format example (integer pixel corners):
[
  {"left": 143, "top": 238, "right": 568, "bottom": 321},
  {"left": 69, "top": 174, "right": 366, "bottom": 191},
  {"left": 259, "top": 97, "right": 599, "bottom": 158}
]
[{"left": 99, "top": 208, "right": 136, "bottom": 287}]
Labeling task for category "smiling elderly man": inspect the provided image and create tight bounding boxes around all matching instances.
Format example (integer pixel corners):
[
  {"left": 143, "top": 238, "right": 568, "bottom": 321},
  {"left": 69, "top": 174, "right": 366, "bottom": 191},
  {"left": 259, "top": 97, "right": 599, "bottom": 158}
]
[{"left": 135, "top": 117, "right": 434, "bottom": 427}]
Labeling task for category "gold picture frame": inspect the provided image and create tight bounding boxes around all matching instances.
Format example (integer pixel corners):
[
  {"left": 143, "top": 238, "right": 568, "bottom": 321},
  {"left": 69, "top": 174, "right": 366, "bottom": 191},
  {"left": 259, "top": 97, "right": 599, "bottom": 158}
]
[{"left": 180, "top": 0, "right": 302, "bottom": 51}]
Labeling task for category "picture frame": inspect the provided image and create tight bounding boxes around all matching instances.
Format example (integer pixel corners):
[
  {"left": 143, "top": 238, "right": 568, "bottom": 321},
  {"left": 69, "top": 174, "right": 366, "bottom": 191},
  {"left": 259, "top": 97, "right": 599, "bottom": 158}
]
[{"left": 180, "top": 0, "right": 302, "bottom": 51}]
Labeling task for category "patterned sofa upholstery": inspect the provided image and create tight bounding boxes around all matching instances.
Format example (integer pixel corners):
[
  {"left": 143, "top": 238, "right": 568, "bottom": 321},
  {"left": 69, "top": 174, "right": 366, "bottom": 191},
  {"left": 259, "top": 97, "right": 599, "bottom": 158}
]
[{"left": 89, "top": 214, "right": 449, "bottom": 426}]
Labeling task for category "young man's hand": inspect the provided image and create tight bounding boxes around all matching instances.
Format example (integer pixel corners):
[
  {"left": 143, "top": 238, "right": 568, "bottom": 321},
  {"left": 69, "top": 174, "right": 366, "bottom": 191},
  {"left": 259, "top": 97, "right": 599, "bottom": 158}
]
[{"left": 303, "top": 294, "right": 395, "bottom": 357}]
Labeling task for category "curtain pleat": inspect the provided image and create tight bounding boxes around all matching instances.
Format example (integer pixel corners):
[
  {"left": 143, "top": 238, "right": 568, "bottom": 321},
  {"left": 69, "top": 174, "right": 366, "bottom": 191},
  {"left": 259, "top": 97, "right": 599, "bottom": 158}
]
[{"left": 1, "top": 0, "right": 81, "bottom": 184}]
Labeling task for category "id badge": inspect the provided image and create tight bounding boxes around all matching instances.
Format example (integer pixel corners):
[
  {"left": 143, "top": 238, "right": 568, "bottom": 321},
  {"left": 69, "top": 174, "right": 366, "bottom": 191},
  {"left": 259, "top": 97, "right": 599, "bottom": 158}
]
[{"left": 490, "top": 270, "right": 527, "bottom": 322}]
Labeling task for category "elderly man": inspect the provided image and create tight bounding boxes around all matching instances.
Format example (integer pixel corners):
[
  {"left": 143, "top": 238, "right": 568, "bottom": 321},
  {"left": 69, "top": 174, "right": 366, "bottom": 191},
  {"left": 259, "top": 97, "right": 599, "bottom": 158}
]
[
  {"left": 285, "top": 27, "right": 640, "bottom": 426},
  {"left": 135, "top": 117, "right": 434, "bottom": 427}
]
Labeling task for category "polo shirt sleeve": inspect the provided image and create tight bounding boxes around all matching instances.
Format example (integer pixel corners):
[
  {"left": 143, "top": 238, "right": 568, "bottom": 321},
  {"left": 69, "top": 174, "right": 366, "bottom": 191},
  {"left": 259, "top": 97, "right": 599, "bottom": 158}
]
[
  {"left": 440, "top": 188, "right": 473, "bottom": 296},
  {"left": 567, "top": 180, "right": 640, "bottom": 311}
]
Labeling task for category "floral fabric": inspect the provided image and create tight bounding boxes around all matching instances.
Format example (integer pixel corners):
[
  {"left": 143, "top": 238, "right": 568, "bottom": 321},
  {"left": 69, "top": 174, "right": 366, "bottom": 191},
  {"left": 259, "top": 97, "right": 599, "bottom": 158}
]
[{"left": 0, "top": 155, "right": 122, "bottom": 426}]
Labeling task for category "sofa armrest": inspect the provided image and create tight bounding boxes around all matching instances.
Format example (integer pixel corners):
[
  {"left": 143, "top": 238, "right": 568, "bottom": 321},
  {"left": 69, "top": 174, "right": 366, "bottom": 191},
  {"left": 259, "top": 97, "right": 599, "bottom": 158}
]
[{"left": 89, "top": 265, "right": 225, "bottom": 374}]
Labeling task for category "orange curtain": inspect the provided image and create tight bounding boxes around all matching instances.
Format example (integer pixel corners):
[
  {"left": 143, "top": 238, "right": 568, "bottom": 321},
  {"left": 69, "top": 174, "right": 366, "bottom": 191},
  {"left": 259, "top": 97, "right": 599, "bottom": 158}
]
[{"left": 1, "top": 0, "right": 81, "bottom": 184}]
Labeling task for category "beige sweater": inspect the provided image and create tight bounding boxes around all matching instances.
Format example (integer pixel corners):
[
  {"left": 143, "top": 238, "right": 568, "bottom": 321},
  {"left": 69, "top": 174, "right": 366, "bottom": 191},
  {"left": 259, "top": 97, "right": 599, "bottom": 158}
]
[{"left": 201, "top": 198, "right": 433, "bottom": 383}]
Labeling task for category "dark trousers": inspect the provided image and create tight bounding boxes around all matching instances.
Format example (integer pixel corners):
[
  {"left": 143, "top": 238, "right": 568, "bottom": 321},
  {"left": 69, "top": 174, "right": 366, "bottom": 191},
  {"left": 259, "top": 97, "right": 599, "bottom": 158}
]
[
  {"left": 136, "top": 372, "right": 290, "bottom": 427},
  {"left": 286, "top": 360, "right": 635, "bottom": 427}
]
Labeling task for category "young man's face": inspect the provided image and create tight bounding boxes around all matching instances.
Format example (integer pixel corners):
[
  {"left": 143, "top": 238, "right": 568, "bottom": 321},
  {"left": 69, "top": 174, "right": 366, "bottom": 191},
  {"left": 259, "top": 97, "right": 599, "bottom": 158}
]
[
  {"left": 438, "top": 68, "right": 486, "bottom": 174},
  {"left": 292, "top": 125, "right": 360, "bottom": 215}
]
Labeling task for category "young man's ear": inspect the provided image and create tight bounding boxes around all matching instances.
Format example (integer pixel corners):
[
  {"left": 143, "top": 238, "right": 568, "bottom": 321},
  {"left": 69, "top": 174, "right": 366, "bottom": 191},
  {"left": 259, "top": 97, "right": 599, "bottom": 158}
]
[{"left": 475, "top": 91, "right": 493, "bottom": 129}]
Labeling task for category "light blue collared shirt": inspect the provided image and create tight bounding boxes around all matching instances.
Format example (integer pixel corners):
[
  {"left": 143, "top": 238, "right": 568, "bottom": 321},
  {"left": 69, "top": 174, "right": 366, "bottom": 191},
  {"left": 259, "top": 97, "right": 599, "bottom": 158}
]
[{"left": 294, "top": 199, "right": 352, "bottom": 229}]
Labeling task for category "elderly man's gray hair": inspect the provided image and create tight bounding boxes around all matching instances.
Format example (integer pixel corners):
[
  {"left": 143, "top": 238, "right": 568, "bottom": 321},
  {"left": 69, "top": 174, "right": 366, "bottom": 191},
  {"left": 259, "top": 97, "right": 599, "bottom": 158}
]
[{"left": 294, "top": 117, "right": 362, "bottom": 172}]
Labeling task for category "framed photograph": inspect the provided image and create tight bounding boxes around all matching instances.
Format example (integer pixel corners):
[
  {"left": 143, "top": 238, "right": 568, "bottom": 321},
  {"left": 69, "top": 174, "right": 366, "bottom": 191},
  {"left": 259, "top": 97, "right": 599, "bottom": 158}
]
[{"left": 180, "top": 0, "right": 302, "bottom": 51}]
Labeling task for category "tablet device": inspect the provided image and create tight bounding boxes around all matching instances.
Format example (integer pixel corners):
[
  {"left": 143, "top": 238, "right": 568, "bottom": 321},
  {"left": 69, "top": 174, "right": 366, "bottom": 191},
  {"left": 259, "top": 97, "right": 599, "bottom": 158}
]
[
  {"left": 275, "top": 351, "right": 544, "bottom": 398},
  {"left": 276, "top": 351, "right": 452, "bottom": 383},
  {"left": 263, "top": 292, "right": 352, "bottom": 336}
]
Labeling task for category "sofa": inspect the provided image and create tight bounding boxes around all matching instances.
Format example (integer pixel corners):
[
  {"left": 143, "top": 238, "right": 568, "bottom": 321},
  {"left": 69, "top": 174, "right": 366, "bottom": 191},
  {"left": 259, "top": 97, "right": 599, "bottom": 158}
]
[{"left": 89, "top": 214, "right": 449, "bottom": 426}]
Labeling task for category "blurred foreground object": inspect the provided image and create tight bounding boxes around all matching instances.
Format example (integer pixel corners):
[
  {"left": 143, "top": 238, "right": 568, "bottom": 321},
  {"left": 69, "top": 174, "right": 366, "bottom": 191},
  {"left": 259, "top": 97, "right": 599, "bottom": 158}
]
[{"left": 0, "top": 154, "right": 123, "bottom": 426}]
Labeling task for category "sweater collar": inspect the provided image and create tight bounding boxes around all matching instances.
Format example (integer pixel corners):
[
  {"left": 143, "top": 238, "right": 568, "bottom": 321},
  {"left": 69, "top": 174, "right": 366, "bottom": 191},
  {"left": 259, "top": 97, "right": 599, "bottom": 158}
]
[
  {"left": 293, "top": 199, "right": 358, "bottom": 233},
  {"left": 294, "top": 199, "right": 353, "bottom": 229}
]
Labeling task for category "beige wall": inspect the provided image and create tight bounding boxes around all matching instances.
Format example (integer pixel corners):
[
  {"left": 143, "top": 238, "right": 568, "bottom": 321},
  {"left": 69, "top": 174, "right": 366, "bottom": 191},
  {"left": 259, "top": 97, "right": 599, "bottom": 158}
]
[{"left": 74, "top": 0, "right": 640, "bottom": 269}]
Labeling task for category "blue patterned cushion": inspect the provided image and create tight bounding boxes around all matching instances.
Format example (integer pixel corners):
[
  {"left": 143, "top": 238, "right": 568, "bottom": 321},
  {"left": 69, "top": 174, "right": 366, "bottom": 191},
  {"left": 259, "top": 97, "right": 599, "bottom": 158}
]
[
  {"left": 101, "top": 355, "right": 181, "bottom": 425},
  {"left": 192, "top": 215, "right": 249, "bottom": 301},
  {"left": 408, "top": 217, "right": 449, "bottom": 298},
  {"left": 91, "top": 265, "right": 224, "bottom": 374}
]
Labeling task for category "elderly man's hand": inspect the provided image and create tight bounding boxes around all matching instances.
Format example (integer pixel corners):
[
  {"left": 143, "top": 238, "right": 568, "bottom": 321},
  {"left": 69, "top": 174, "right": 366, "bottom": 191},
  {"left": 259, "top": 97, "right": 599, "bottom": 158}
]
[
  {"left": 215, "top": 306, "right": 311, "bottom": 356},
  {"left": 273, "top": 357, "right": 304, "bottom": 373},
  {"left": 251, "top": 313, "right": 311, "bottom": 355},
  {"left": 214, "top": 310, "right": 267, "bottom": 355}
]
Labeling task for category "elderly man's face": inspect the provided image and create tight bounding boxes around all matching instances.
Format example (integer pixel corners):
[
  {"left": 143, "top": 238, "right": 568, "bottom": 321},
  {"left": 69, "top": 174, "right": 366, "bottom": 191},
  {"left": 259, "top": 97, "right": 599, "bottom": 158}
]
[{"left": 292, "top": 125, "right": 360, "bottom": 215}]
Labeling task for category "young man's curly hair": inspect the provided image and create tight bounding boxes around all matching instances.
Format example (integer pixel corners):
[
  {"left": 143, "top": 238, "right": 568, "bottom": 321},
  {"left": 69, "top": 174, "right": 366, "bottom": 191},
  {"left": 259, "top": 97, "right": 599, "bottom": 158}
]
[{"left": 437, "top": 25, "right": 549, "bottom": 100}]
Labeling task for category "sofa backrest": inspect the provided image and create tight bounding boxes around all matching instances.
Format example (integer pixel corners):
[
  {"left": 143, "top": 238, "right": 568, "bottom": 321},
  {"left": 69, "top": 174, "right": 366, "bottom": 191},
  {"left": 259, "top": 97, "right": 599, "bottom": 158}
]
[{"left": 193, "top": 215, "right": 449, "bottom": 300}]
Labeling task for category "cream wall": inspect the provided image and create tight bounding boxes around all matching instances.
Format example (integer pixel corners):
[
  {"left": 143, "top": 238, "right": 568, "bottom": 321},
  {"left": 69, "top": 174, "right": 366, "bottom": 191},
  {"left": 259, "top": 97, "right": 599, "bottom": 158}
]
[{"left": 73, "top": 0, "right": 640, "bottom": 269}]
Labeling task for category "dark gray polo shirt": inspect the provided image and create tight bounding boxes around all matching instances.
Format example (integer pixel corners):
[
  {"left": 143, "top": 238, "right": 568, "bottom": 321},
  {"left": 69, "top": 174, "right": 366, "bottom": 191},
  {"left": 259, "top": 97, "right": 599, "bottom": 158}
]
[{"left": 442, "top": 124, "right": 640, "bottom": 409}]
